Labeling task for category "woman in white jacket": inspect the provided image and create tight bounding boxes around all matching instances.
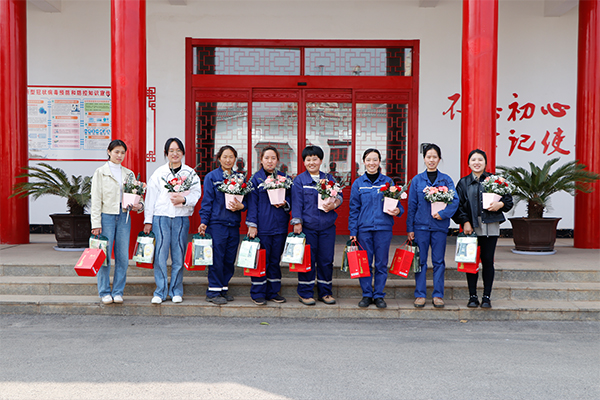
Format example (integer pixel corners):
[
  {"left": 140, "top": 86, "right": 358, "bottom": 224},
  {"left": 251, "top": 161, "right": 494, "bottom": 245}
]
[
  {"left": 91, "top": 140, "right": 142, "bottom": 305},
  {"left": 144, "top": 138, "right": 201, "bottom": 304}
]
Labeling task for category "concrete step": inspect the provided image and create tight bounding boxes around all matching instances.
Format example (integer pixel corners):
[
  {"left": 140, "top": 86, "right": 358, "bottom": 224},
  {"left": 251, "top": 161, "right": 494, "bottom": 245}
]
[
  {"left": 1, "top": 275, "right": 598, "bottom": 302},
  {"left": 1, "top": 295, "right": 598, "bottom": 321}
]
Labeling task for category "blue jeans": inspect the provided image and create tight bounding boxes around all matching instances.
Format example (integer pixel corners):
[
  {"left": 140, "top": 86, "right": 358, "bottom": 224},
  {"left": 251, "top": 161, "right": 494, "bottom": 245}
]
[
  {"left": 206, "top": 224, "right": 240, "bottom": 298},
  {"left": 153, "top": 215, "right": 189, "bottom": 300},
  {"left": 97, "top": 210, "right": 130, "bottom": 297},
  {"left": 357, "top": 230, "right": 393, "bottom": 299},
  {"left": 414, "top": 230, "right": 448, "bottom": 298}
]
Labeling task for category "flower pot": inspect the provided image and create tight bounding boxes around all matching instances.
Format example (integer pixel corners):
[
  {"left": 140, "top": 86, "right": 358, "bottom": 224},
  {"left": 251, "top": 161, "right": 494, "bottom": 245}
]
[
  {"left": 318, "top": 196, "right": 335, "bottom": 211},
  {"left": 267, "top": 188, "right": 286, "bottom": 205},
  {"left": 169, "top": 190, "right": 190, "bottom": 207},
  {"left": 383, "top": 197, "right": 399, "bottom": 215},
  {"left": 508, "top": 217, "right": 561, "bottom": 253},
  {"left": 122, "top": 193, "right": 141, "bottom": 209},
  {"left": 50, "top": 213, "right": 92, "bottom": 248},
  {"left": 430, "top": 201, "right": 446, "bottom": 216},
  {"left": 482, "top": 193, "right": 502, "bottom": 210},
  {"left": 225, "top": 193, "right": 244, "bottom": 210}
]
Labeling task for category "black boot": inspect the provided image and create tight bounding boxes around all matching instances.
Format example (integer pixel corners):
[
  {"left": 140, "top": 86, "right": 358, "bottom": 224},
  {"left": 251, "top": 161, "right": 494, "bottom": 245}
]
[
  {"left": 467, "top": 295, "right": 480, "bottom": 308},
  {"left": 481, "top": 295, "right": 492, "bottom": 308}
]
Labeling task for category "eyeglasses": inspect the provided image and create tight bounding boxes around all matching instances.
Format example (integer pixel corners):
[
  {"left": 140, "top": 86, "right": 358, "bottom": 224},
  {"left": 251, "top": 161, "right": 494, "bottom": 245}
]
[{"left": 168, "top": 149, "right": 183, "bottom": 155}]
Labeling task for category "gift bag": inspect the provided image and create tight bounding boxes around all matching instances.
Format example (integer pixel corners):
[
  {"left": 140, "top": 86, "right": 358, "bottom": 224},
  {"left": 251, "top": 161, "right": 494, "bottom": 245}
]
[
  {"left": 74, "top": 248, "right": 106, "bottom": 276},
  {"left": 244, "top": 249, "right": 266, "bottom": 277},
  {"left": 281, "top": 233, "right": 306, "bottom": 264},
  {"left": 389, "top": 241, "right": 415, "bottom": 278},
  {"left": 236, "top": 236, "right": 261, "bottom": 269},
  {"left": 457, "top": 246, "right": 481, "bottom": 274},
  {"left": 347, "top": 241, "right": 370, "bottom": 279},
  {"left": 341, "top": 239, "right": 359, "bottom": 273},
  {"left": 132, "top": 231, "right": 155, "bottom": 268},
  {"left": 455, "top": 233, "right": 478, "bottom": 263},
  {"left": 408, "top": 239, "right": 421, "bottom": 274},
  {"left": 184, "top": 234, "right": 213, "bottom": 271},
  {"left": 290, "top": 245, "right": 311, "bottom": 273},
  {"left": 89, "top": 235, "right": 109, "bottom": 267}
]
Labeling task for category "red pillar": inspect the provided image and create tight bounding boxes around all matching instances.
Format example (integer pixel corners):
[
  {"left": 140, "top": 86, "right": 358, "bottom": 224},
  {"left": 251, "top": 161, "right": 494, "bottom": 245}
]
[
  {"left": 574, "top": 0, "right": 600, "bottom": 249},
  {"left": 0, "top": 0, "right": 29, "bottom": 244},
  {"left": 111, "top": 0, "right": 147, "bottom": 250},
  {"left": 460, "top": 0, "right": 499, "bottom": 176}
]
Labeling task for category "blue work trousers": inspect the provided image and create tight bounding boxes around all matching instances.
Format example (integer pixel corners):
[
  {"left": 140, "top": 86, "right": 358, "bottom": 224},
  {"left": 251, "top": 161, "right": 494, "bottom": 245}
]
[
  {"left": 250, "top": 233, "right": 286, "bottom": 300},
  {"left": 357, "top": 230, "right": 393, "bottom": 299},
  {"left": 414, "top": 230, "right": 447, "bottom": 298},
  {"left": 97, "top": 210, "right": 131, "bottom": 298},
  {"left": 297, "top": 225, "right": 336, "bottom": 299},
  {"left": 152, "top": 215, "right": 189, "bottom": 300},
  {"left": 206, "top": 224, "right": 240, "bottom": 298}
]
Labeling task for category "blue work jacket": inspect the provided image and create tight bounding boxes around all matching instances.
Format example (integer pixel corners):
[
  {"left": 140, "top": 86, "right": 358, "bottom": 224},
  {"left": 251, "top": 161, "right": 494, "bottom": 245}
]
[
  {"left": 246, "top": 168, "right": 291, "bottom": 235},
  {"left": 348, "top": 173, "right": 404, "bottom": 236},
  {"left": 199, "top": 167, "right": 247, "bottom": 228},
  {"left": 291, "top": 170, "right": 342, "bottom": 231},
  {"left": 406, "top": 170, "right": 458, "bottom": 233}
]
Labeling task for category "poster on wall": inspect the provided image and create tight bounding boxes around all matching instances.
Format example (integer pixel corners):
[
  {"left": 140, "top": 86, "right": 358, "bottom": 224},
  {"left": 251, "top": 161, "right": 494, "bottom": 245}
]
[{"left": 27, "top": 86, "right": 112, "bottom": 160}]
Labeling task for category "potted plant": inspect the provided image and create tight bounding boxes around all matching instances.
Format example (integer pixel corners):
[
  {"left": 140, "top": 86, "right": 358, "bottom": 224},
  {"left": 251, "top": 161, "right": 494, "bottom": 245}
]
[
  {"left": 11, "top": 162, "right": 92, "bottom": 248},
  {"left": 497, "top": 158, "right": 599, "bottom": 253}
]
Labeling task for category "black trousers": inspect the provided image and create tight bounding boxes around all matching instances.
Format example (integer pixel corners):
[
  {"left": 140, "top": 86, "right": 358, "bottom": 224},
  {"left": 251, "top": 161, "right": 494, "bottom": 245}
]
[{"left": 466, "top": 235, "right": 498, "bottom": 297}]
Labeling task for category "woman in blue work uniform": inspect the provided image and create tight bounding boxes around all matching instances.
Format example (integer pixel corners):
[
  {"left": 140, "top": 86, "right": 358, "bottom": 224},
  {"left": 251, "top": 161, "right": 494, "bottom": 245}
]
[
  {"left": 349, "top": 148, "right": 404, "bottom": 309},
  {"left": 406, "top": 143, "right": 458, "bottom": 309},
  {"left": 198, "top": 145, "right": 247, "bottom": 305},
  {"left": 246, "top": 146, "right": 290, "bottom": 305},
  {"left": 291, "top": 145, "right": 342, "bottom": 306}
]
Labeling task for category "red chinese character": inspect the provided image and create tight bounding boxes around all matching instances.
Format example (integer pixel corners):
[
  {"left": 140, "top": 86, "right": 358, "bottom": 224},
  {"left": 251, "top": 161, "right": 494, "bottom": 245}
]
[
  {"left": 77, "top": 90, "right": 81, "bottom": 95},
  {"left": 496, "top": 107, "right": 503, "bottom": 119},
  {"left": 94, "top": 90, "right": 99, "bottom": 96},
  {"left": 36, "top": 89, "right": 41, "bottom": 95},
  {"left": 542, "top": 127, "right": 570, "bottom": 156},
  {"left": 100, "top": 91, "right": 105, "bottom": 96},
  {"left": 507, "top": 93, "right": 535, "bottom": 121},
  {"left": 59, "top": 90, "right": 64, "bottom": 95},
  {"left": 42, "top": 90, "right": 47, "bottom": 95},
  {"left": 508, "top": 129, "right": 536, "bottom": 156},
  {"left": 83, "top": 91, "right": 88, "bottom": 96},
  {"left": 443, "top": 93, "right": 461, "bottom": 120},
  {"left": 540, "top": 103, "right": 571, "bottom": 118}
]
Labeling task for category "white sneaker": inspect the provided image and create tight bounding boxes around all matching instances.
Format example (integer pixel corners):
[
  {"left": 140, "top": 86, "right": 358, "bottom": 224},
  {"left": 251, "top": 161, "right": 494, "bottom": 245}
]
[
  {"left": 151, "top": 296, "right": 162, "bottom": 304},
  {"left": 172, "top": 296, "right": 183, "bottom": 303},
  {"left": 113, "top": 295, "right": 123, "bottom": 304},
  {"left": 101, "top": 295, "right": 113, "bottom": 304}
]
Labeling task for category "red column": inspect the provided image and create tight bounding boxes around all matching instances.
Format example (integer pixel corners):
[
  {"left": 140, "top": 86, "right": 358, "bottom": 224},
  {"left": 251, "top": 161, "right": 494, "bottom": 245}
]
[
  {"left": 0, "top": 0, "right": 29, "bottom": 244},
  {"left": 111, "top": 0, "right": 147, "bottom": 250},
  {"left": 460, "top": 0, "right": 498, "bottom": 176},
  {"left": 574, "top": 0, "right": 600, "bottom": 249}
]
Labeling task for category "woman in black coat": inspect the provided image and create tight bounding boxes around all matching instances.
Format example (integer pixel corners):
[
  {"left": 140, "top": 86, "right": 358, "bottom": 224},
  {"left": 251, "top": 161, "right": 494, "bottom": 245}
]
[{"left": 453, "top": 149, "right": 513, "bottom": 309}]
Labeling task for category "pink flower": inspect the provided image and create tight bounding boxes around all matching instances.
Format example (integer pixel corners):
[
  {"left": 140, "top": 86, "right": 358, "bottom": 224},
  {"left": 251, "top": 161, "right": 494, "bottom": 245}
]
[
  {"left": 228, "top": 184, "right": 236, "bottom": 191},
  {"left": 173, "top": 185, "right": 181, "bottom": 192},
  {"left": 266, "top": 176, "right": 274, "bottom": 183},
  {"left": 331, "top": 190, "right": 338, "bottom": 197},
  {"left": 180, "top": 175, "right": 187, "bottom": 181},
  {"left": 278, "top": 176, "right": 286, "bottom": 182},
  {"left": 389, "top": 186, "right": 398, "bottom": 193},
  {"left": 439, "top": 186, "right": 448, "bottom": 192},
  {"left": 400, "top": 192, "right": 408, "bottom": 200},
  {"left": 132, "top": 189, "right": 138, "bottom": 194}
]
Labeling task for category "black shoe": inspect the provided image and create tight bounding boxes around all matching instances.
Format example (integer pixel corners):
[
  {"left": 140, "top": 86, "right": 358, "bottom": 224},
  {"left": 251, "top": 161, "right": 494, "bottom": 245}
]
[
  {"left": 358, "top": 297, "right": 373, "bottom": 308},
  {"left": 467, "top": 295, "right": 480, "bottom": 308},
  {"left": 206, "top": 295, "right": 227, "bottom": 305},
  {"left": 252, "top": 298, "right": 267, "bottom": 305},
  {"left": 374, "top": 298, "right": 387, "bottom": 309},
  {"left": 481, "top": 296, "right": 492, "bottom": 309},
  {"left": 269, "top": 295, "right": 286, "bottom": 303},
  {"left": 221, "top": 293, "right": 234, "bottom": 302}
]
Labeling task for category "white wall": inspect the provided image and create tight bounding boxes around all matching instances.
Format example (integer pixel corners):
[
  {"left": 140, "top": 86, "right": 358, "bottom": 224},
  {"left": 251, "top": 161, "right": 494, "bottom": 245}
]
[{"left": 26, "top": 0, "right": 579, "bottom": 227}]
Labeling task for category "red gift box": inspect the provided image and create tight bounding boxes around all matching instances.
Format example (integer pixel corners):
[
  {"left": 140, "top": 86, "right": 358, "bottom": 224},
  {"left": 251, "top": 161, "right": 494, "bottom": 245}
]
[
  {"left": 289, "top": 245, "right": 311, "bottom": 273},
  {"left": 244, "top": 249, "right": 266, "bottom": 277},
  {"left": 184, "top": 241, "right": 207, "bottom": 271},
  {"left": 457, "top": 246, "right": 481, "bottom": 274},
  {"left": 74, "top": 248, "right": 106, "bottom": 276},
  {"left": 347, "top": 246, "right": 370, "bottom": 279},
  {"left": 389, "top": 247, "right": 414, "bottom": 278},
  {"left": 136, "top": 261, "right": 154, "bottom": 269}
]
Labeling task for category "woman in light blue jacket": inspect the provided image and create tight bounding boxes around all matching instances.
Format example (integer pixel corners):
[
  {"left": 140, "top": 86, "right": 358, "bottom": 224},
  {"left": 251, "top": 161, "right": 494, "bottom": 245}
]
[{"left": 349, "top": 148, "right": 404, "bottom": 309}]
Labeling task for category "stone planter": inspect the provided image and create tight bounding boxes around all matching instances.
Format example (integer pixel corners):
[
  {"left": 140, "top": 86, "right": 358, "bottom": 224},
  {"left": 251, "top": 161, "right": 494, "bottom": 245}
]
[
  {"left": 50, "top": 214, "right": 91, "bottom": 248},
  {"left": 508, "top": 217, "right": 561, "bottom": 253}
]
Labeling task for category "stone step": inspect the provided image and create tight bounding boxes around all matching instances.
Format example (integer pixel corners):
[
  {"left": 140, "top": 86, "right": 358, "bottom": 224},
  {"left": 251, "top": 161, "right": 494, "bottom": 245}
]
[
  {"left": 1, "top": 295, "right": 598, "bottom": 321},
  {"left": 1, "top": 275, "right": 598, "bottom": 302}
]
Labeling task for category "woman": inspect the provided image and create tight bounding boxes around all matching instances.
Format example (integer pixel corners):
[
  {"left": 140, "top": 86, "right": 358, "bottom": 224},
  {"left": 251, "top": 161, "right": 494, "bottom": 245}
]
[
  {"left": 246, "top": 146, "right": 290, "bottom": 305},
  {"left": 406, "top": 143, "right": 458, "bottom": 308},
  {"left": 91, "top": 140, "right": 142, "bottom": 305},
  {"left": 291, "top": 145, "right": 342, "bottom": 306},
  {"left": 349, "top": 149, "right": 404, "bottom": 309},
  {"left": 144, "top": 138, "right": 201, "bottom": 305},
  {"left": 198, "top": 145, "right": 247, "bottom": 305},
  {"left": 453, "top": 149, "right": 513, "bottom": 309}
]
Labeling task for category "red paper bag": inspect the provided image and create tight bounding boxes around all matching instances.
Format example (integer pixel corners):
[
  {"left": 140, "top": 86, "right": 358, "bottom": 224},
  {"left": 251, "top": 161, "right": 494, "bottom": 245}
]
[
  {"left": 348, "top": 248, "right": 370, "bottom": 279},
  {"left": 244, "top": 249, "right": 266, "bottom": 277},
  {"left": 389, "top": 247, "right": 414, "bottom": 278},
  {"left": 289, "top": 245, "right": 311, "bottom": 273},
  {"left": 74, "top": 248, "right": 106, "bottom": 277},
  {"left": 184, "top": 241, "right": 207, "bottom": 271},
  {"left": 457, "top": 246, "right": 481, "bottom": 274}
]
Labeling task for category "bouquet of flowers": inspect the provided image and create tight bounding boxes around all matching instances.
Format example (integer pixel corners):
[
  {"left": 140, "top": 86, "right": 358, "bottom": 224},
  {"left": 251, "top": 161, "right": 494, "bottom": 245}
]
[
  {"left": 379, "top": 181, "right": 410, "bottom": 200},
  {"left": 316, "top": 179, "right": 343, "bottom": 211},
  {"left": 423, "top": 185, "right": 455, "bottom": 204},
  {"left": 163, "top": 171, "right": 195, "bottom": 193},
  {"left": 217, "top": 172, "right": 254, "bottom": 195},
  {"left": 257, "top": 171, "right": 293, "bottom": 190},
  {"left": 482, "top": 175, "right": 514, "bottom": 195},
  {"left": 124, "top": 173, "right": 146, "bottom": 196}
]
